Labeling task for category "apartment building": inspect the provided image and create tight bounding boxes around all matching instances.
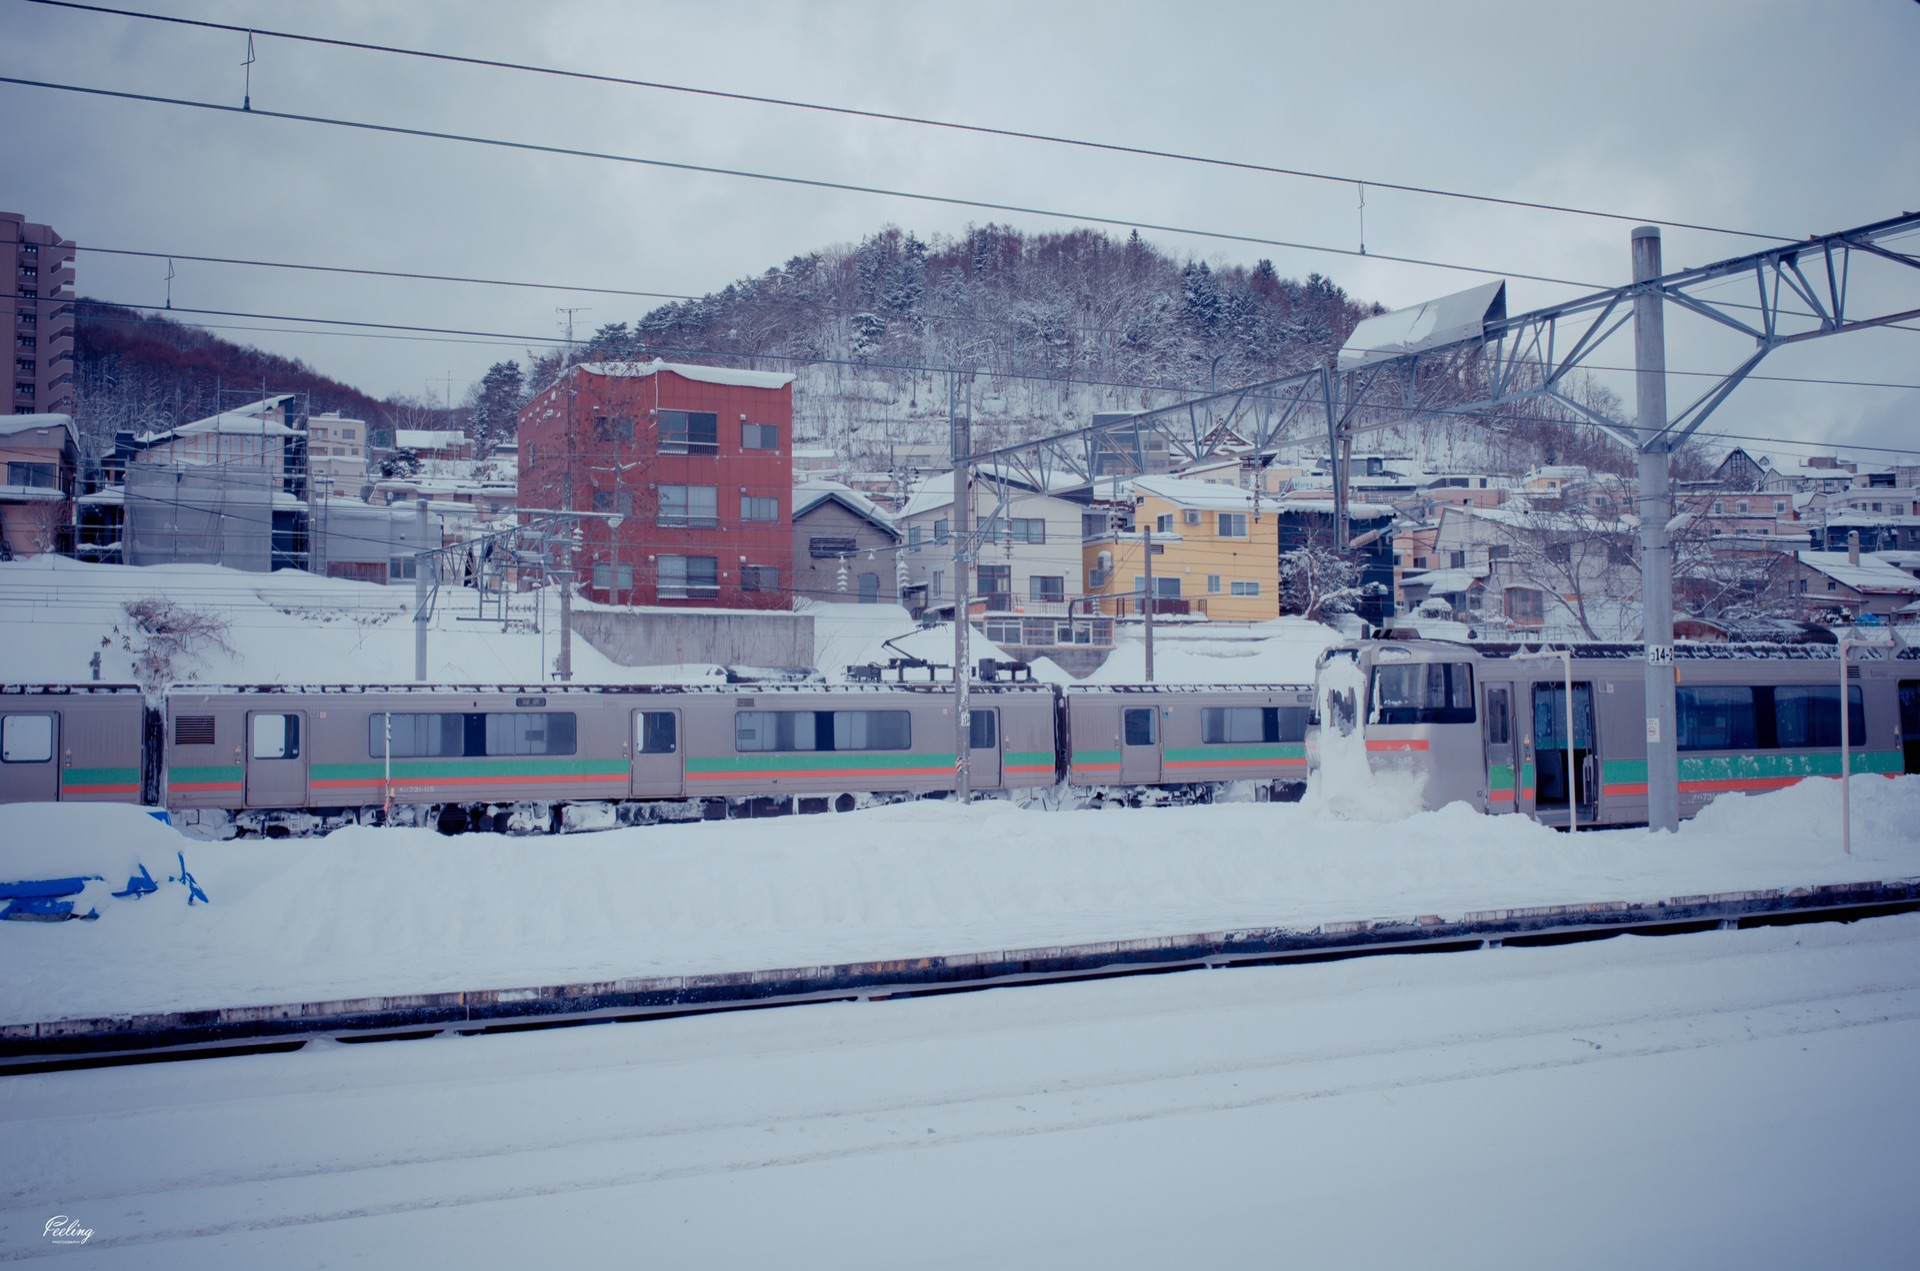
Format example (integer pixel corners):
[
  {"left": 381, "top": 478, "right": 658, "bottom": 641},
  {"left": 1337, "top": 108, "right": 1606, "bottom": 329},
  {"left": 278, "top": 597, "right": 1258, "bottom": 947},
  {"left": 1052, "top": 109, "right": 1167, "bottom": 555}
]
[
  {"left": 0, "top": 413, "right": 77, "bottom": 557},
  {"left": 1081, "top": 476, "right": 1279, "bottom": 621},
  {"left": 3, "top": 213, "right": 76, "bottom": 417}
]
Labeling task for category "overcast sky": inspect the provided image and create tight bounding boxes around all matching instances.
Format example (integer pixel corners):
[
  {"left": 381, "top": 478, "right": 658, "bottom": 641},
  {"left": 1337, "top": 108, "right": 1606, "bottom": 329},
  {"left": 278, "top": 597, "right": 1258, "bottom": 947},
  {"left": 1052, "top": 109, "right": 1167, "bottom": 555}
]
[{"left": 6, "top": 0, "right": 1916, "bottom": 462}]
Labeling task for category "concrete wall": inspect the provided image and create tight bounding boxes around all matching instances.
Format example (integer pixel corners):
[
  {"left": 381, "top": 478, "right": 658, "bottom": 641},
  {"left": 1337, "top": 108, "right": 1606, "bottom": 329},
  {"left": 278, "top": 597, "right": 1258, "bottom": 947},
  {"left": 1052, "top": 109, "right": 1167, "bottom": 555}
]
[{"left": 573, "top": 608, "right": 815, "bottom": 669}]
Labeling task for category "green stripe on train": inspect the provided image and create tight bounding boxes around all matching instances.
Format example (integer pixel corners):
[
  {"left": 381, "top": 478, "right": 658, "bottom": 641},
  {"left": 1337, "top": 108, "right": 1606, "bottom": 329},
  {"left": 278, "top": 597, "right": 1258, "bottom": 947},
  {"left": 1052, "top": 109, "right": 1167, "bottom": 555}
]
[
  {"left": 61, "top": 766, "right": 140, "bottom": 787},
  {"left": 1603, "top": 751, "right": 1902, "bottom": 786},
  {"left": 1003, "top": 750, "right": 1054, "bottom": 769},
  {"left": 1488, "top": 762, "right": 1536, "bottom": 791},
  {"left": 685, "top": 752, "right": 955, "bottom": 775},
  {"left": 1072, "top": 749, "right": 1122, "bottom": 767},
  {"left": 1163, "top": 744, "right": 1306, "bottom": 764},
  {"left": 310, "top": 757, "right": 630, "bottom": 782}
]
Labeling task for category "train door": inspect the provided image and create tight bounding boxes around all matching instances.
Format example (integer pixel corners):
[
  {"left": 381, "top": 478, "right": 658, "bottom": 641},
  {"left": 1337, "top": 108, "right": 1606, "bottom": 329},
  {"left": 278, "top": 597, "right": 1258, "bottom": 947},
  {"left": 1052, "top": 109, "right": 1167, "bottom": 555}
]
[
  {"left": 1901, "top": 681, "right": 1920, "bottom": 775},
  {"left": 0, "top": 709, "right": 59, "bottom": 803},
  {"left": 1120, "top": 705, "right": 1161, "bottom": 784},
  {"left": 969, "top": 707, "right": 1001, "bottom": 787},
  {"left": 1531, "top": 683, "right": 1596, "bottom": 825},
  {"left": 1483, "top": 683, "right": 1519, "bottom": 814},
  {"left": 245, "top": 709, "right": 309, "bottom": 808},
  {"left": 632, "top": 708, "right": 684, "bottom": 798}
]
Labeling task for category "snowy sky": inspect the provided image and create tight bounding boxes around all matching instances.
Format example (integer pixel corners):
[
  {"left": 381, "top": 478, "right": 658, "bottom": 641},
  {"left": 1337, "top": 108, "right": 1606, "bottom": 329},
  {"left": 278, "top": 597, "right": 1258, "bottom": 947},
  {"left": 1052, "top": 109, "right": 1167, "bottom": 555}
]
[{"left": 5, "top": 0, "right": 1917, "bottom": 460}]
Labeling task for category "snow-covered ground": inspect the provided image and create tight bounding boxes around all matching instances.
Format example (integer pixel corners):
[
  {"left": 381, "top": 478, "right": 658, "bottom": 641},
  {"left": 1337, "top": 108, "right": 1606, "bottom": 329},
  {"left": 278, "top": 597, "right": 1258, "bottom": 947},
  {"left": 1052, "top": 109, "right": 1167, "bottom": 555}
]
[
  {"left": 3, "top": 914, "right": 1914, "bottom": 1268},
  {"left": 4, "top": 773, "right": 1916, "bottom": 1025}
]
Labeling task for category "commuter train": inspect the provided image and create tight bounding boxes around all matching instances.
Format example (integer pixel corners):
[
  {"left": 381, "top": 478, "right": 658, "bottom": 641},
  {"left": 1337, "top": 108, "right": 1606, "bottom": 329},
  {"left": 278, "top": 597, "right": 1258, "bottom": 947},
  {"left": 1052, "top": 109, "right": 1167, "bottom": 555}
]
[
  {"left": 0, "top": 680, "right": 1315, "bottom": 836},
  {"left": 1317, "top": 636, "right": 1920, "bottom": 826}
]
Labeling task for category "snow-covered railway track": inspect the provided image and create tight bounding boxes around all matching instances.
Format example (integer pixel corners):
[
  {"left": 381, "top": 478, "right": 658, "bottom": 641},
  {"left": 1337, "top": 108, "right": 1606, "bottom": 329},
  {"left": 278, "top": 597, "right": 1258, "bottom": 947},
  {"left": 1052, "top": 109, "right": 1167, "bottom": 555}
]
[{"left": 3, "top": 879, "right": 1915, "bottom": 1077}]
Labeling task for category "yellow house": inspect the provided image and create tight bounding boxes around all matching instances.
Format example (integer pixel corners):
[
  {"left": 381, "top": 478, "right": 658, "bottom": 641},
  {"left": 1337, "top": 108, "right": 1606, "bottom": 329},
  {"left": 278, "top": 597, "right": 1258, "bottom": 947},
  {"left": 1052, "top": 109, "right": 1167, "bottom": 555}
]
[{"left": 1082, "top": 476, "right": 1278, "bottom": 621}]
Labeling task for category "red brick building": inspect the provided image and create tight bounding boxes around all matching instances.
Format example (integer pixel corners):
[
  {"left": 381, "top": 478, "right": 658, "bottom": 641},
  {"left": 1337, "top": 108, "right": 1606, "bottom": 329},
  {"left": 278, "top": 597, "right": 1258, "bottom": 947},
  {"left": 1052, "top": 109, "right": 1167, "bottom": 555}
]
[{"left": 518, "top": 360, "right": 796, "bottom": 609}]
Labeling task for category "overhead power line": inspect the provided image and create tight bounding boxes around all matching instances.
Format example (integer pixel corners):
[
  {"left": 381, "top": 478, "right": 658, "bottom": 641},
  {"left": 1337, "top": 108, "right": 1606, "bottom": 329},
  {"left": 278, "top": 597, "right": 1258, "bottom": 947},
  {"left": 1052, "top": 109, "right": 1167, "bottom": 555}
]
[
  {"left": 0, "top": 74, "right": 1611, "bottom": 291},
  {"left": 25, "top": 0, "right": 1796, "bottom": 244}
]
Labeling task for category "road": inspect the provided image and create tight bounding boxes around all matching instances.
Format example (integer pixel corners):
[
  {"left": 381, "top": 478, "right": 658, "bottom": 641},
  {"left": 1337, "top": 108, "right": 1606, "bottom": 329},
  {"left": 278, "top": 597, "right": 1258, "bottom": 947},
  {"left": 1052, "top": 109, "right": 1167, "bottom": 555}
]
[{"left": 2, "top": 915, "right": 1916, "bottom": 1268}]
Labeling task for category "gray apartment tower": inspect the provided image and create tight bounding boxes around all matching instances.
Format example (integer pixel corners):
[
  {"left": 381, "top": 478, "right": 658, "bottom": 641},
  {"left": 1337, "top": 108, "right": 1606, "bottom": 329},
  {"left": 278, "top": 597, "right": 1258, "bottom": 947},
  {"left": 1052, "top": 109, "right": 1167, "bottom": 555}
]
[{"left": 3, "top": 212, "right": 76, "bottom": 417}]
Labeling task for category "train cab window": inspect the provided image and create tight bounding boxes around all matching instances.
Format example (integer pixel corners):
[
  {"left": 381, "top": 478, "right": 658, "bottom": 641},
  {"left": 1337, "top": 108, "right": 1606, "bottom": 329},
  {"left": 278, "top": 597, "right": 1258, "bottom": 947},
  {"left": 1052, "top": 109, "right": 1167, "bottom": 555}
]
[
  {"left": 485, "top": 712, "right": 577, "bottom": 756},
  {"left": 1485, "top": 689, "right": 1510, "bottom": 745},
  {"left": 250, "top": 713, "right": 301, "bottom": 760},
  {"left": 1124, "top": 708, "right": 1156, "bottom": 746},
  {"left": 1772, "top": 685, "right": 1864, "bottom": 749},
  {"left": 1677, "top": 687, "right": 1757, "bottom": 751},
  {"left": 637, "top": 711, "right": 677, "bottom": 755},
  {"left": 969, "top": 709, "right": 997, "bottom": 749},
  {"left": 1371, "top": 662, "right": 1476, "bottom": 725},
  {"left": 1, "top": 714, "right": 53, "bottom": 763}
]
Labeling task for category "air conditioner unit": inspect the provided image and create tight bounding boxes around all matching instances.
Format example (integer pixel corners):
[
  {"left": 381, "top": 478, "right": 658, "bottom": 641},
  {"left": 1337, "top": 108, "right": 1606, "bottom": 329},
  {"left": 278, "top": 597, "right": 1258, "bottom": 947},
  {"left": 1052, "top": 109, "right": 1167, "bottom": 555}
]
[
  {"left": 1096, "top": 550, "right": 1112, "bottom": 571},
  {"left": 1183, "top": 509, "right": 1202, "bottom": 526}
]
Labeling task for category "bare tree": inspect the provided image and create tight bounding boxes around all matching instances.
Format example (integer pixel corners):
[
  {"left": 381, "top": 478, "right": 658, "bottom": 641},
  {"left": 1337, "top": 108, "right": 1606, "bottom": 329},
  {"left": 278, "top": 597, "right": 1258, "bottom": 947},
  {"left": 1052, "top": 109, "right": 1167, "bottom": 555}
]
[{"left": 116, "top": 599, "right": 236, "bottom": 695}]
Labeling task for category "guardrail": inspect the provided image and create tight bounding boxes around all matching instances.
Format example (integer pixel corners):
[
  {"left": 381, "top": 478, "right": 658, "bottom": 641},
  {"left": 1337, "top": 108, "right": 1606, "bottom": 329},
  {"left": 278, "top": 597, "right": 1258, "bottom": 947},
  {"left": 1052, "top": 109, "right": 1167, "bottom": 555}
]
[{"left": 4, "top": 877, "right": 1915, "bottom": 1075}]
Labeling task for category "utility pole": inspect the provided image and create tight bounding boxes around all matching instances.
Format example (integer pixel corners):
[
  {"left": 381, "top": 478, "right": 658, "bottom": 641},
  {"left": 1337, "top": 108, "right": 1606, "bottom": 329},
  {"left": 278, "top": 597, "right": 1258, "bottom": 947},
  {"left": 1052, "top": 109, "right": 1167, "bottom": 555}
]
[
  {"left": 1633, "top": 227, "right": 1679, "bottom": 833},
  {"left": 555, "top": 307, "right": 586, "bottom": 683},
  {"left": 951, "top": 369, "right": 972, "bottom": 804},
  {"left": 1143, "top": 525, "right": 1155, "bottom": 682},
  {"left": 413, "top": 497, "right": 430, "bottom": 682}
]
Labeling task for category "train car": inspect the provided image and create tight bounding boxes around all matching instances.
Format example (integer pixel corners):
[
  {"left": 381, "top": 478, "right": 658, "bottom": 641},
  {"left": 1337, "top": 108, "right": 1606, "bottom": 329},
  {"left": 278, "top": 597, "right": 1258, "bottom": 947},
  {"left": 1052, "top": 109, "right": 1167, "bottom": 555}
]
[
  {"left": 1063, "top": 684, "right": 1315, "bottom": 804},
  {"left": 0, "top": 685, "right": 150, "bottom": 806},
  {"left": 159, "top": 681, "right": 1061, "bottom": 834},
  {"left": 1317, "top": 637, "right": 1920, "bottom": 827}
]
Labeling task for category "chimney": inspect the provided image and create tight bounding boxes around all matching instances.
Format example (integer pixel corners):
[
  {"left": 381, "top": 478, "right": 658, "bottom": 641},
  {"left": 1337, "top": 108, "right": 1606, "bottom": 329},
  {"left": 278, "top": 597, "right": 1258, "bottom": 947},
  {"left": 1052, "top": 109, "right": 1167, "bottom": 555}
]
[{"left": 1848, "top": 530, "right": 1860, "bottom": 567}]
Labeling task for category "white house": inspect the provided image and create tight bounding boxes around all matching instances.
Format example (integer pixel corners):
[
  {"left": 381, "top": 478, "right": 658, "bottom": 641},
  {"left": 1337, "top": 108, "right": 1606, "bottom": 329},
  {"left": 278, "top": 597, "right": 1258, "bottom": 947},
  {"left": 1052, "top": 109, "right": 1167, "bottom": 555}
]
[{"left": 896, "top": 470, "right": 1089, "bottom": 614}]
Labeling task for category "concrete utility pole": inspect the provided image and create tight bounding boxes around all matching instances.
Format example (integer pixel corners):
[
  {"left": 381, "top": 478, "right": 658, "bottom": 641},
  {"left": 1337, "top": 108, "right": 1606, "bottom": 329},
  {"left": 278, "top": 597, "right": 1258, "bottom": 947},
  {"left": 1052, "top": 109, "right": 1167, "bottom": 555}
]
[
  {"left": 951, "top": 372, "right": 973, "bottom": 803},
  {"left": 555, "top": 308, "right": 585, "bottom": 683},
  {"left": 413, "top": 497, "right": 430, "bottom": 683},
  {"left": 1142, "top": 525, "right": 1156, "bottom": 683},
  {"left": 1633, "top": 227, "right": 1680, "bottom": 833}
]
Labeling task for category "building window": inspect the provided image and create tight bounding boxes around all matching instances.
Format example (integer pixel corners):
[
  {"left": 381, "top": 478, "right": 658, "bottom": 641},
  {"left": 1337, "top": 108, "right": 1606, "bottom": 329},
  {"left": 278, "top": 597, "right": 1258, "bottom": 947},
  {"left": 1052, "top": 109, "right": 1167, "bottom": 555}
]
[
  {"left": 1029, "top": 575, "right": 1064, "bottom": 602},
  {"left": 1155, "top": 513, "right": 1174, "bottom": 534},
  {"left": 1486, "top": 544, "right": 1510, "bottom": 562},
  {"left": 741, "top": 565, "right": 778, "bottom": 593},
  {"left": 592, "top": 562, "right": 634, "bottom": 591},
  {"left": 1713, "top": 500, "right": 1725, "bottom": 514},
  {"left": 984, "top": 617, "right": 1023, "bottom": 644},
  {"left": 658, "top": 554, "right": 719, "bottom": 598},
  {"left": 741, "top": 496, "right": 780, "bottom": 522},
  {"left": 1009, "top": 517, "right": 1046, "bottom": 544},
  {"left": 1505, "top": 588, "right": 1543, "bottom": 625},
  {"left": 592, "top": 414, "right": 634, "bottom": 443},
  {"left": 932, "top": 570, "right": 944, "bottom": 598},
  {"left": 15, "top": 359, "right": 32, "bottom": 373},
  {"left": 658, "top": 485, "right": 717, "bottom": 525},
  {"left": 6, "top": 462, "right": 56, "bottom": 489},
  {"left": 977, "top": 564, "right": 1012, "bottom": 597},
  {"left": 1218, "top": 512, "right": 1248, "bottom": 538},
  {"left": 389, "top": 555, "right": 417, "bottom": 581},
  {"left": 933, "top": 519, "right": 948, "bottom": 544},
  {"left": 742, "top": 422, "right": 779, "bottom": 450},
  {"left": 1230, "top": 580, "right": 1261, "bottom": 596},
  {"left": 657, "top": 410, "right": 718, "bottom": 454},
  {"left": 809, "top": 535, "right": 857, "bottom": 559},
  {"left": 592, "top": 489, "right": 635, "bottom": 516},
  {"left": 1207, "top": 574, "right": 1221, "bottom": 594},
  {"left": 1736, "top": 500, "right": 1749, "bottom": 514},
  {"left": 1450, "top": 551, "right": 1467, "bottom": 569},
  {"left": 908, "top": 526, "right": 923, "bottom": 549}
]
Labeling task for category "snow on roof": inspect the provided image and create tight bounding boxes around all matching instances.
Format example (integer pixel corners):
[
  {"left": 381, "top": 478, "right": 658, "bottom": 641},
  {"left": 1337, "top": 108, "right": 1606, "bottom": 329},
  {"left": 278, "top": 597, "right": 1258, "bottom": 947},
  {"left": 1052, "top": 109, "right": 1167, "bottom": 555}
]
[
  {"left": 574, "top": 358, "right": 795, "bottom": 390},
  {"left": 396, "top": 430, "right": 468, "bottom": 450},
  {"left": 1828, "top": 512, "right": 1920, "bottom": 527},
  {"left": 77, "top": 487, "right": 124, "bottom": 506},
  {"left": 1453, "top": 503, "right": 1632, "bottom": 533},
  {"left": 1796, "top": 551, "right": 1920, "bottom": 594},
  {"left": 1401, "top": 568, "right": 1486, "bottom": 592},
  {"left": 793, "top": 480, "right": 899, "bottom": 536},
  {"left": 1272, "top": 495, "right": 1398, "bottom": 520},
  {"left": 1338, "top": 280, "right": 1506, "bottom": 371},
  {"left": 1132, "top": 475, "right": 1256, "bottom": 511},
  {"left": 899, "top": 469, "right": 1081, "bottom": 520},
  {"left": 0, "top": 412, "right": 78, "bottom": 448}
]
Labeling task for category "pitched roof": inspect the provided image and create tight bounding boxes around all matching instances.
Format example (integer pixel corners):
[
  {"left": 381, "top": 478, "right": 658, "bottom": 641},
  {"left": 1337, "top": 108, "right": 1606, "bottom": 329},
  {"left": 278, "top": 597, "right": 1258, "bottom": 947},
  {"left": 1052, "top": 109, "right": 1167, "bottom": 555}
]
[
  {"left": 793, "top": 480, "right": 899, "bottom": 538},
  {"left": 0, "top": 412, "right": 78, "bottom": 449},
  {"left": 574, "top": 358, "right": 794, "bottom": 390},
  {"left": 1796, "top": 550, "right": 1920, "bottom": 594}
]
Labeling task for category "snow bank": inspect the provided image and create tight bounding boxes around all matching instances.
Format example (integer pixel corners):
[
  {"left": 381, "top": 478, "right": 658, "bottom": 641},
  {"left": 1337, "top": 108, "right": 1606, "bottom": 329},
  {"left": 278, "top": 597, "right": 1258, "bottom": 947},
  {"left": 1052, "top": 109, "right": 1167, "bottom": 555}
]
[{"left": 3, "top": 775, "right": 1918, "bottom": 1024}]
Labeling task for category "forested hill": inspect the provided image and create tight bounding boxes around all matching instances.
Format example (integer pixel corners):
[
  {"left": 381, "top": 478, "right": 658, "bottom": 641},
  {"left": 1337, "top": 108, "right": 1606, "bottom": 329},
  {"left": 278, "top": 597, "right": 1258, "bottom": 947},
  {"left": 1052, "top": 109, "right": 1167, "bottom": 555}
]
[
  {"left": 71, "top": 301, "right": 397, "bottom": 457},
  {"left": 531, "top": 225, "right": 1385, "bottom": 466}
]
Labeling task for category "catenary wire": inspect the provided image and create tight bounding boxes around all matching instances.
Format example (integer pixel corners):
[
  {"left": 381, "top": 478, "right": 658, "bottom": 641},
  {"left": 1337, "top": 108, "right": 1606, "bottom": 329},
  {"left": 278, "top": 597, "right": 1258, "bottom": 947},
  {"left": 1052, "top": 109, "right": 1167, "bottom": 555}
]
[{"left": 21, "top": 0, "right": 1798, "bottom": 244}]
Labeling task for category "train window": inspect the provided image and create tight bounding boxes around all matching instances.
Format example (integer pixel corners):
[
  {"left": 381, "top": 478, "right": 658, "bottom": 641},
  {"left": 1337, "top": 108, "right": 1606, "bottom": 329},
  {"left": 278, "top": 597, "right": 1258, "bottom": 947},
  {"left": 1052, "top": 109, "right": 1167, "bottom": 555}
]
[
  {"left": 174, "top": 715, "right": 215, "bottom": 746},
  {"left": 1371, "top": 662, "right": 1475, "bottom": 725},
  {"left": 250, "top": 714, "right": 301, "bottom": 760},
  {"left": 1, "top": 714, "right": 53, "bottom": 763},
  {"left": 1485, "top": 689, "right": 1510, "bottom": 745},
  {"left": 637, "top": 712, "right": 677, "bottom": 755},
  {"left": 969, "top": 709, "right": 997, "bottom": 749},
  {"left": 1124, "top": 708, "right": 1156, "bottom": 746},
  {"left": 735, "top": 710, "right": 911, "bottom": 752},
  {"left": 1677, "top": 687, "right": 1757, "bottom": 751},
  {"left": 370, "top": 712, "right": 463, "bottom": 758},
  {"left": 485, "top": 712, "right": 577, "bottom": 757},
  {"left": 1201, "top": 706, "right": 1308, "bottom": 744},
  {"left": 1772, "top": 686, "right": 1864, "bottom": 749}
]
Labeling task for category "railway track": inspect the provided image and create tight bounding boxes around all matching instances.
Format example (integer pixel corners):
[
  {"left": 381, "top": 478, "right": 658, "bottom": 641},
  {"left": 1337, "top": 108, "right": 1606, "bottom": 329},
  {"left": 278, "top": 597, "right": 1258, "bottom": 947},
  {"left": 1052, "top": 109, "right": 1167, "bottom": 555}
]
[{"left": 3, "top": 878, "right": 1915, "bottom": 1076}]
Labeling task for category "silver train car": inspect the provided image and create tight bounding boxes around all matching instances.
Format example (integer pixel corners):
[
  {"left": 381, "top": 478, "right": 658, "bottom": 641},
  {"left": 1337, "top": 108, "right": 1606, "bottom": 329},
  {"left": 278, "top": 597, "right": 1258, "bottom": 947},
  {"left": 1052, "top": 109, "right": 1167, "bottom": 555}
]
[
  {"left": 1, "top": 679, "right": 1314, "bottom": 835},
  {"left": 1316, "top": 636, "right": 1920, "bottom": 826}
]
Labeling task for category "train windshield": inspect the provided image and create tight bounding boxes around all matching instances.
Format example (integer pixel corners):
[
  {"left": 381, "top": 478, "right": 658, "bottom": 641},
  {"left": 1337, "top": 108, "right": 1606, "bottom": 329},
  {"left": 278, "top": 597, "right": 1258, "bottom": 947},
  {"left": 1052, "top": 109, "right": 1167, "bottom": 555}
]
[{"left": 1370, "top": 661, "right": 1476, "bottom": 726}]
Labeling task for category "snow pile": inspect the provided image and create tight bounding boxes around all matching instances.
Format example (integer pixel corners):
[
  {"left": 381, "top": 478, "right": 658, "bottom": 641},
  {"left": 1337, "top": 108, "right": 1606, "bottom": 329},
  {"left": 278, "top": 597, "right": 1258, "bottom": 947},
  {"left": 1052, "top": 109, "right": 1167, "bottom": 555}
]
[{"left": 4, "top": 775, "right": 1918, "bottom": 1024}]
